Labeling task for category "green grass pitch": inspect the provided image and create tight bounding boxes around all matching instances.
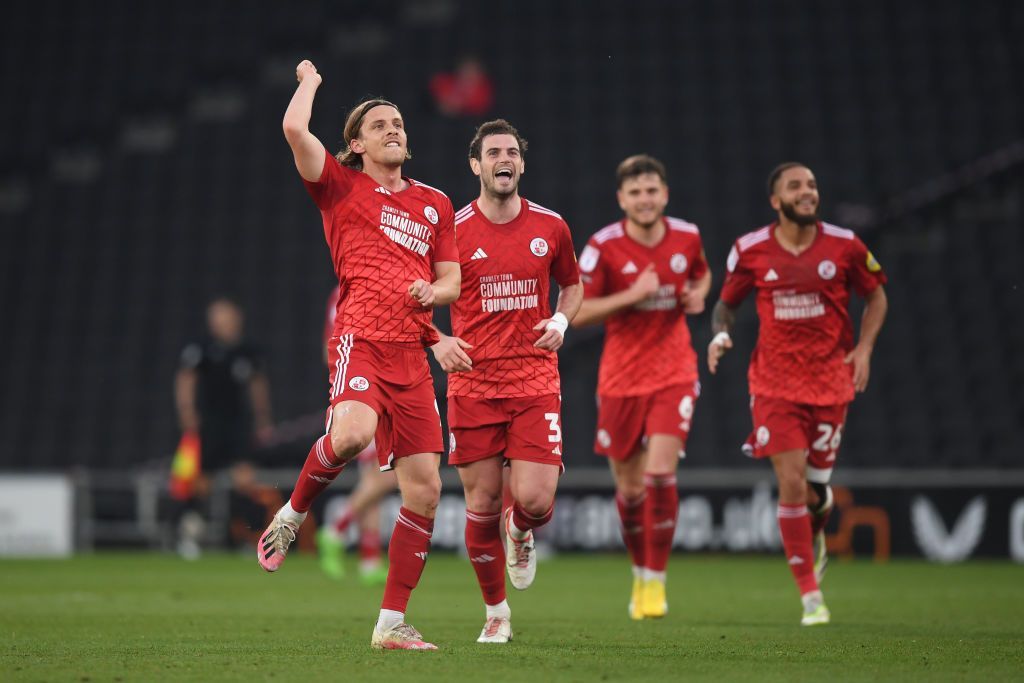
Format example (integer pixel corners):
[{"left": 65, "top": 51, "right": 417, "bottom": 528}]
[{"left": 1, "top": 552, "right": 1021, "bottom": 681}]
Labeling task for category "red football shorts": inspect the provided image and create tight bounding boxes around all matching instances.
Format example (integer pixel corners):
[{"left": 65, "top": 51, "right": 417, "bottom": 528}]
[
  {"left": 594, "top": 382, "right": 700, "bottom": 461},
  {"left": 326, "top": 334, "right": 443, "bottom": 470},
  {"left": 743, "top": 395, "right": 849, "bottom": 483},
  {"left": 447, "top": 394, "right": 563, "bottom": 469}
]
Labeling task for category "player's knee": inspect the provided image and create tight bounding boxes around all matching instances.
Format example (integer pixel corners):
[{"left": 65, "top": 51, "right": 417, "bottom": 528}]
[
  {"left": 405, "top": 471, "right": 442, "bottom": 511},
  {"left": 617, "top": 481, "right": 645, "bottom": 503},
  {"left": 465, "top": 487, "right": 502, "bottom": 514},
  {"left": 329, "top": 430, "right": 373, "bottom": 462},
  {"left": 776, "top": 470, "right": 807, "bottom": 503},
  {"left": 516, "top": 492, "right": 553, "bottom": 518}
]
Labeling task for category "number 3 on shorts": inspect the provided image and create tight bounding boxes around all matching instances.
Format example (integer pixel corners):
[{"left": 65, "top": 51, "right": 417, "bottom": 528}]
[
  {"left": 812, "top": 423, "right": 844, "bottom": 452},
  {"left": 544, "top": 413, "right": 562, "bottom": 443}
]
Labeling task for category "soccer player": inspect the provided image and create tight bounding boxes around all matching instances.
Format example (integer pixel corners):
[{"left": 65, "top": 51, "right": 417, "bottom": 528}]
[
  {"left": 316, "top": 284, "right": 396, "bottom": 585},
  {"left": 572, "top": 155, "right": 711, "bottom": 620},
  {"left": 430, "top": 119, "right": 582, "bottom": 643},
  {"left": 258, "top": 60, "right": 461, "bottom": 651},
  {"left": 707, "top": 162, "right": 888, "bottom": 626}
]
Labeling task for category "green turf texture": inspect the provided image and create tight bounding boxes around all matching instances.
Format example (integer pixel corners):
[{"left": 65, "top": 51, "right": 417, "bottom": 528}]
[{"left": 2, "top": 552, "right": 1021, "bottom": 681}]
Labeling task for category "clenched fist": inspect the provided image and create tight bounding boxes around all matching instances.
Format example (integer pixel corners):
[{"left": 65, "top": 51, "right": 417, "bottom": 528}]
[{"left": 296, "top": 60, "right": 322, "bottom": 86}]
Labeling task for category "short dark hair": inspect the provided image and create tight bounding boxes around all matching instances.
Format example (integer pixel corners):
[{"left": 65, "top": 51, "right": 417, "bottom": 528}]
[
  {"left": 616, "top": 154, "right": 667, "bottom": 188},
  {"left": 335, "top": 97, "right": 411, "bottom": 170},
  {"left": 766, "top": 162, "right": 809, "bottom": 197},
  {"left": 468, "top": 119, "right": 528, "bottom": 161}
]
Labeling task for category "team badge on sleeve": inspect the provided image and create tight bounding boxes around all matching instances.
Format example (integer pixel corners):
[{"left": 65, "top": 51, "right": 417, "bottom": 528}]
[
  {"left": 579, "top": 245, "right": 600, "bottom": 273},
  {"left": 866, "top": 251, "right": 882, "bottom": 272}
]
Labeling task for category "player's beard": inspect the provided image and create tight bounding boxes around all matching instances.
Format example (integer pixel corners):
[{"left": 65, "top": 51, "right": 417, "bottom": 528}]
[
  {"left": 483, "top": 173, "right": 518, "bottom": 200},
  {"left": 628, "top": 210, "right": 662, "bottom": 230},
  {"left": 779, "top": 199, "right": 819, "bottom": 226}
]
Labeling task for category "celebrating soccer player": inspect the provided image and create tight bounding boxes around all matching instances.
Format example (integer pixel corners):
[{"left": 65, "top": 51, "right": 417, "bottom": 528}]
[
  {"left": 707, "top": 162, "right": 888, "bottom": 626},
  {"left": 257, "top": 60, "right": 460, "bottom": 651},
  {"left": 431, "top": 119, "right": 582, "bottom": 643},
  {"left": 315, "top": 285, "right": 396, "bottom": 586},
  {"left": 572, "top": 155, "right": 711, "bottom": 620}
]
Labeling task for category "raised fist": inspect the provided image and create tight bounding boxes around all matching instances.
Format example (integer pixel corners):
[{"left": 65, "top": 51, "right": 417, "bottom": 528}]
[{"left": 296, "top": 60, "right": 322, "bottom": 86}]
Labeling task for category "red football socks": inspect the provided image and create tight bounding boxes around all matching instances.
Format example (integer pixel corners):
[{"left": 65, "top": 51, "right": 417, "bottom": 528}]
[
  {"left": 333, "top": 508, "right": 355, "bottom": 535},
  {"left": 644, "top": 474, "right": 678, "bottom": 573},
  {"left": 510, "top": 501, "right": 553, "bottom": 533},
  {"left": 289, "top": 435, "right": 345, "bottom": 513},
  {"left": 778, "top": 503, "right": 818, "bottom": 594},
  {"left": 616, "top": 492, "right": 647, "bottom": 570},
  {"left": 465, "top": 509, "right": 505, "bottom": 606},
  {"left": 381, "top": 507, "right": 434, "bottom": 612}
]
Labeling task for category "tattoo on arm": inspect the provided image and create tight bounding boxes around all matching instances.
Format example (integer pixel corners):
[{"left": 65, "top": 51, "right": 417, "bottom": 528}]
[{"left": 711, "top": 300, "right": 735, "bottom": 336}]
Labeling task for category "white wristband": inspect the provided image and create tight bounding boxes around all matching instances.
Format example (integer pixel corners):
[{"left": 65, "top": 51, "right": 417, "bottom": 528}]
[
  {"left": 546, "top": 312, "right": 569, "bottom": 337},
  {"left": 712, "top": 331, "right": 731, "bottom": 348}
]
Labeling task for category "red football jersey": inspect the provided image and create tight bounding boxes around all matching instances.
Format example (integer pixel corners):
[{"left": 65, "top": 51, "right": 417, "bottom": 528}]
[
  {"left": 303, "top": 154, "right": 458, "bottom": 346},
  {"left": 580, "top": 217, "right": 708, "bottom": 397},
  {"left": 323, "top": 284, "right": 340, "bottom": 346},
  {"left": 719, "top": 222, "right": 888, "bottom": 405},
  {"left": 447, "top": 198, "right": 580, "bottom": 398}
]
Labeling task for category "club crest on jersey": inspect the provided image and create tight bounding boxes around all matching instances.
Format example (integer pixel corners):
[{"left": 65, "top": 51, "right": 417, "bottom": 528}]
[
  {"left": 424, "top": 206, "right": 439, "bottom": 225},
  {"left": 530, "top": 238, "right": 549, "bottom": 257},
  {"left": 597, "top": 429, "right": 612, "bottom": 448},
  {"left": 348, "top": 376, "right": 370, "bottom": 391},
  {"left": 756, "top": 426, "right": 770, "bottom": 446},
  {"left": 818, "top": 259, "right": 837, "bottom": 280},
  {"left": 670, "top": 253, "right": 688, "bottom": 273}
]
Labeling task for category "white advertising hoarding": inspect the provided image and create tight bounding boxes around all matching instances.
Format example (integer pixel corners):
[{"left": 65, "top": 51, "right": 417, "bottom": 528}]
[{"left": 0, "top": 475, "right": 74, "bottom": 557}]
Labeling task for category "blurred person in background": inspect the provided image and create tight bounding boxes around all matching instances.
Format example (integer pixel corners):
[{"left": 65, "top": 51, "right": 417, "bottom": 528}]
[
  {"left": 173, "top": 297, "right": 274, "bottom": 558},
  {"left": 429, "top": 56, "right": 494, "bottom": 118},
  {"left": 431, "top": 119, "right": 582, "bottom": 643},
  {"left": 707, "top": 162, "right": 888, "bottom": 626},
  {"left": 316, "top": 284, "right": 395, "bottom": 586},
  {"left": 571, "top": 155, "right": 711, "bottom": 620},
  {"left": 260, "top": 59, "right": 460, "bottom": 651}
]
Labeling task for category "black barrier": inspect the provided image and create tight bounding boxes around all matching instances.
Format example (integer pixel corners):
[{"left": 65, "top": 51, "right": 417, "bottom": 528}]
[{"left": 318, "top": 475, "right": 1024, "bottom": 562}]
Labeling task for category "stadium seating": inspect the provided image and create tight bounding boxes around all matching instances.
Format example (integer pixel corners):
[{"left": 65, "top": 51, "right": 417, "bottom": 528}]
[{"left": 0, "top": 0, "right": 1020, "bottom": 472}]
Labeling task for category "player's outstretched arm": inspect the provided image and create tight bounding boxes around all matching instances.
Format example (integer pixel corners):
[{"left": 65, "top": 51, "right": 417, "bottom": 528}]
[
  {"left": 282, "top": 59, "right": 327, "bottom": 182},
  {"left": 533, "top": 282, "right": 583, "bottom": 351},
  {"left": 844, "top": 284, "right": 888, "bottom": 393},
  {"left": 571, "top": 263, "right": 659, "bottom": 327},
  {"left": 708, "top": 300, "right": 736, "bottom": 374}
]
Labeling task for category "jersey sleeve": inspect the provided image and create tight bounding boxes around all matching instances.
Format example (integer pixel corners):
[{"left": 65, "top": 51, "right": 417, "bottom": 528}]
[
  {"left": 302, "top": 154, "right": 357, "bottom": 210},
  {"left": 578, "top": 237, "right": 608, "bottom": 298},
  {"left": 718, "top": 241, "right": 755, "bottom": 307},
  {"left": 847, "top": 236, "right": 888, "bottom": 296},
  {"left": 689, "top": 236, "right": 709, "bottom": 281},
  {"left": 551, "top": 220, "right": 581, "bottom": 287},
  {"left": 432, "top": 196, "right": 459, "bottom": 263}
]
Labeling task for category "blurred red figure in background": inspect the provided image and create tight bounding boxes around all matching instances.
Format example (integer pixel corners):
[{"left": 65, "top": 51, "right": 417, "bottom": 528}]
[{"left": 430, "top": 57, "right": 494, "bottom": 117}]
